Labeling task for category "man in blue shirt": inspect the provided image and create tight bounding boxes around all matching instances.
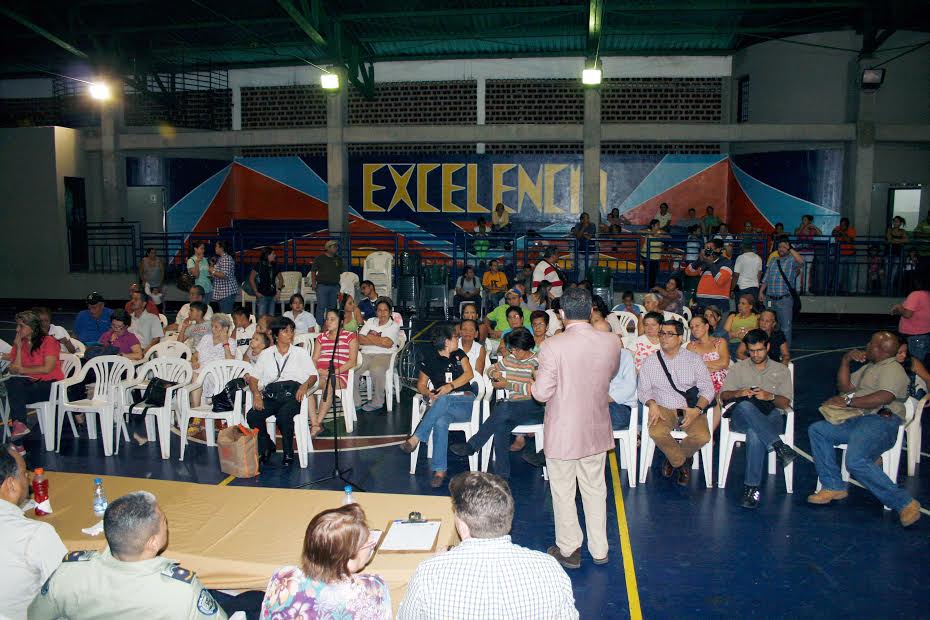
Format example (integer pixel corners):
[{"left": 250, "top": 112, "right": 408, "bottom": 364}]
[
  {"left": 760, "top": 238, "right": 804, "bottom": 346},
  {"left": 74, "top": 292, "right": 113, "bottom": 344},
  {"left": 357, "top": 280, "right": 380, "bottom": 320}
]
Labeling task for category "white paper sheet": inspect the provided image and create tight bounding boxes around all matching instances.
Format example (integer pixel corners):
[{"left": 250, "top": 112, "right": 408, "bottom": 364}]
[{"left": 379, "top": 520, "right": 441, "bottom": 552}]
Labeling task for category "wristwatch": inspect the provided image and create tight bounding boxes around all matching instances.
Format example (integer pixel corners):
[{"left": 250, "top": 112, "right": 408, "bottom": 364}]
[{"left": 843, "top": 392, "right": 855, "bottom": 406}]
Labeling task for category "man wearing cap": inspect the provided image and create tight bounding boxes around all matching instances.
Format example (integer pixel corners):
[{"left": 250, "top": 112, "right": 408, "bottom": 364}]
[
  {"left": 484, "top": 289, "right": 531, "bottom": 340},
  {"left": 311, "top": 240, "right": 343, "bottom": 327},
  {"left": 74, "top": 293, "right": 113, "bottom": 345},
  {"left": 732, "top": 239, "right": 762, "bottom": 303}
]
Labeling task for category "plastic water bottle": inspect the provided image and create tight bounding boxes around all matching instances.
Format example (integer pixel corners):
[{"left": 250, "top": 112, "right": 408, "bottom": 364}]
[
  {"left": 92, "top": 478, "right": 108, "bottom": 517},
  {"left": 343, "top": 485, "right": 354, "bottom": 505},
  {"left": 32, "top": 468, "right": 49, "bottom": 516}
]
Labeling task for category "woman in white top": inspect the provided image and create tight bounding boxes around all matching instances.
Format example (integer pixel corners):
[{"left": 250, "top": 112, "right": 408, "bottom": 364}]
[
  {"left": 457, "top": 318, "right": 486, "bottom": 377},
  {"left": 354, "top": 300, "right": 401, "bottom": 412},
  {"left": 245, "top": 316, "right": 319, "bottom": 467},
  {"left": 283, "top": 293, "right": 319, "bottom": 335},
  {"left": 190, "top": 314, "right": 236, "bottom": 408}
]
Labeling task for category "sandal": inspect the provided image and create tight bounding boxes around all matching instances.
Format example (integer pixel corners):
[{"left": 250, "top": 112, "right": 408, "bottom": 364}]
[
  {"left": 399, "top": 438, "right": 418, "bottom": 454},
  {"left": 310, "top": 424, "right": 324, "bottom": 439}
]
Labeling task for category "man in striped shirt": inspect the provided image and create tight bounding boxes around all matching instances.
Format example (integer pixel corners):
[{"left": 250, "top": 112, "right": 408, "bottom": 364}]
[{"left": 532, "top": 247, "right": 564, "bottom": 298}]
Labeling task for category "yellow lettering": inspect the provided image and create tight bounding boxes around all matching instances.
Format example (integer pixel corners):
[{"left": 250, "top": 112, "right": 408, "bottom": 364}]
[
  {"left": 441, "top": 163, "right": 465, "bottom": 213},
  {"left": 517, "top": 165, "right": 543, "bottom": 212},
  {"left": 387, "top": 164, "right": 415, "bottom": 211},
  {"left": 492, "top": 164, "right": 516, "bottom": 209},
  {"left": 543, "top": 164, "right": 568, "bottom": 214},
  {"left": 416, "top": 164, "right": 439, "bottom": 212},
  {"left": 362, "top": 164, "right": 386, "bottom": 212},
  {"left": 466, "top": 164, "right": 488, "bottom": 213}
]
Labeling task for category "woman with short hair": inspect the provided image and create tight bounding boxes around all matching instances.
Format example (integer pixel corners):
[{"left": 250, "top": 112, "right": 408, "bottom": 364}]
[
  {"left": 100, "top": 309, "right": 143, "bottom": 361},
  {"left": 260, "top": 503, "right": 389, "bottom": 619},
  {"left": 637, "top": 292, "right": 661, "bottom": 335},
  {"left": 627, "top": 311, "right": 663, "bottom": 372}
]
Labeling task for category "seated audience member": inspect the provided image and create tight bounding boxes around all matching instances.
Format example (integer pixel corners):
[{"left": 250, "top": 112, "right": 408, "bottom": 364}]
[
  {"left": 311, "top": 309, "right": 359, "bottom": 438},
  {"left": 614, "top": 290, "right": 640, "bottom": 315},
  {"left": 687, "top": 315, "right": 730, "bottom": 398},
  {"left": 896, "top": 338, "right": 929, "bottom": 400},
  {"left": 456, "top": 302, "right": 482, "bottom": 339},
  {"left": 807, "top": 331, "right": 921, "bottom": 526},
  {"left": 0, "top": 442, "right": 68, "bottom": 617},
  {"left": 355, "top": 299, "right": 401, "bottom": 413},
  {"left": 283, "top": 293, "right": 319, "bottom": 335},
  {"left": 245, "top": 317, "right": 318, "bottom": 467},
  {"left": 590, "top": 295, "right": 612, "bottom": 333},
  {"left": 724, "top": 293, "right": 760, "bottom": 357},
  {"left": 608, "top": 345, "right": 637, "bottom": 432},
  {"left": 484, "top": 289, "right": 532, "bottom": 340},
  {"left": 526, "top": 280, "right": 552, "bottom": 312},
  {"left": 29, "top": 491, "right": 225, "bottom": 619},
  {"left": 128, "top": 290, "right": 164, "bottom": 352},
  {"left": 231, "top": 306, "right": 256, "bottom": 348},
  {"left": 74, "top": 292, "right": 113, "bottom": 344},
  {"left": 703, "top": 304, "right": 728, "bottom": 340},
  {"left": 545, "top": 298, "right": 564, "bottom": 337},
  {"left": 458, "top": 318, "right": 486, "bottom": 377},
  {"left": 719, "top": 329, "right": 799, "bottom": 509},
  {"left": 453, "top": 265, "right": 482, "bottom": 316},
  {"left": 167, "top": 285, "right": 212, "bottom": 331},
  {"left": 638, "top": 319, "right": 714, "bottom": 485},
  {"left": 357, "top": 280, "right": 380, "bottom": 320},
  {"left": 450, "top": 328, "right": 541, "bottom": 478},
  {"left": 341, "top": 294, "right": 364, "bottom": 332},
  {"left": 495, "top": 306, "right": 528, "bottom": 357},
  {"left": 737, "top": 309, "right": 790, "bottom": 364},
  {"left": 255, "top": 314, "right": 273, "bottom": 337},
  {"left": 491, "top": 202, "right": 512, "bottom": 232},
  {"left": 637, "top": 293, "right": 661, "bottom": 335},
  {"left": 398, "top": 472, "right": 577, "bottom": 620},
  {"left": 178, "top": 302, "right": 211, "bottom": 348},
  {"left": 33, "top": 306, "right": 77, "bottom": 354},
  {"left": 400, "top": 325, "right": 476, "bottom": 488},
  {"left": 261, "top": 503, "right": 389, "bottom": 619},
  {"left": 627, "top": 311, "right": 664, "bottom": 372},
  {"left": 530, "top": 310, "right": 549, "bottom": 349},
  {"left": 100, "top": 309, "right": 143, "bottom": 361},
  {"left": 654, "top": 277, "right": 684, "bottom": 315},
  {"left": 241, "top": 331, "right": 271, "bottom": 366},
  {"left": 195, "top": 314, "right": 236, "bottom": 368},
  {"left": 482, "top": 259, "right": 510, "bottom": 308},
  {"left": 123, "top": 282, "right": 159, "bottom": 316}
]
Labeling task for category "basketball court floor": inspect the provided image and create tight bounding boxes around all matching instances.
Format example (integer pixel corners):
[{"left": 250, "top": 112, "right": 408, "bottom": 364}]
[{"left": 4, "top": 310, "right": 927, "bottom": 618}]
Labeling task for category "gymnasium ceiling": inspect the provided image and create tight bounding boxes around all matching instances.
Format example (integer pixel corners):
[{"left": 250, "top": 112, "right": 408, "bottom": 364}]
[{"left": 1, "top": 0, "right": 928, "bottom": 93}]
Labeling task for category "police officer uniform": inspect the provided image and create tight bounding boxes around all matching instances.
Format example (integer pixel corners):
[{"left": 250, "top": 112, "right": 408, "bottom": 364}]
[{"left": 28, "top": 548, "right": 227, "bottom": 620}]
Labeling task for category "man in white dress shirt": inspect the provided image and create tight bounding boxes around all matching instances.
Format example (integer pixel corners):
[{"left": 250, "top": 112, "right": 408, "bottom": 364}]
[
  {"left": 398, "top": 472, "right": 578, "bottom": 620},
  {"left": 0, "top": 443, "right": 67, "bottom": 619}
]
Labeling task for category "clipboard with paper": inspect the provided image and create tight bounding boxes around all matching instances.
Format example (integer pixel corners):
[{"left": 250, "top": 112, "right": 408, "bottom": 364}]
[{"left": 377, "top": 519, "right": 442, "bottom": 553}]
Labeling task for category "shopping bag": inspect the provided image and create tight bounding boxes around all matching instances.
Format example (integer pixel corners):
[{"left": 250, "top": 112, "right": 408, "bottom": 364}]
[{"left": 217, "top": 424, "right": 260, "bottom": 478}]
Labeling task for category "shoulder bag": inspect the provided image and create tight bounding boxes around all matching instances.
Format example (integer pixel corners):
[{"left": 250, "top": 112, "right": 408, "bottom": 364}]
[
  {"left": 775, "top": 259, "right": 802, "bottom": 318},
  {"left": 656, "top": 352, "right": 700, "bottom": 408},
  {"left": 129, "top": 377, "right": 177, "bottom": 415}
]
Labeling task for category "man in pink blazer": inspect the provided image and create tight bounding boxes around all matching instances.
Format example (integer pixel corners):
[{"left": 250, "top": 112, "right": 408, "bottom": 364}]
[{"left": 531, "top": 287, "right": 621, "bottom": 569}]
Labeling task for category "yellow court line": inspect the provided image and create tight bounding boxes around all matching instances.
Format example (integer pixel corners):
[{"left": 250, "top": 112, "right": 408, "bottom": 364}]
[
  {"left": 609, "top": 451, "right": 643, "bottom": 620},
  {"left": 218, "top": 475, "right": 236, "bottom": 486},
  {"left": 411, "top": 320, "right": 438, "bottom": 342}
]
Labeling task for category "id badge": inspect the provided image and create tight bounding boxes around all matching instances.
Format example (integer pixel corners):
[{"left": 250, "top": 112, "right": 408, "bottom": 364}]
[{"left": 444, "top": 371, "right": 453, "bottom": 384}]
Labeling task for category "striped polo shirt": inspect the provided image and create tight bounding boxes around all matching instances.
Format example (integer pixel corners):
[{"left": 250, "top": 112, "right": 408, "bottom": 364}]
[{"left": 493, "top": 353, "right": 539, "bottom": 399}]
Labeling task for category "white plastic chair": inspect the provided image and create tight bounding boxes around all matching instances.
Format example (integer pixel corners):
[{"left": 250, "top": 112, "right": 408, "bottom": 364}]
[
  {"left": 680, "top": 306, "right": 693, "bottom": 322},
  {"left": 363, "top": 251, "right": 394, "bottom": 301},
  {"left": 906, "top": 391, "right": 926, "bottom": 477},
  {"left": 717, "top": 362, "right": 796, "bottom": 493},
  {"left": 240, "top": 286, "right": 257, "bottom": 316},
  {"left": 277, "top": 271, "right": 303, "bottom": 313},
  {"left": 28, "top": 353, "right": 81, "bottom": 451},
  {"left": 663, "top": 311, "right": 691, "bottom": 341},
  {"left": 117, "top": 358, "right": 193, "bottom": 459},
  {"left": 613, "top": 392, "right": 640, "bottom": 488},
  {"left": 409, "top": 376, "right": 484, "bottom": 474},
  {"left": 639, "top": 403, "right": 714, "bottom": 487},
  {"left": 340, "top": 271, "right": 360, "bottom": 298},
  {"left": 609, "top": 311, "right": 638, "bottom": 336},
  {"left": 177, "top": 359, "right": 253, "bottom": 460},
  {"left": 293, "top": 332, "right": 319, "bottom": 354},
  {"left": 158, "top": 313, "right": 168, "bottom": 328},
  {"left": 141, "top": 340, "right": 192, "bottom": 363},
  {"left": 362, "top": 331, "right": 407, "bottom": 414},
  {"left": 265, "top": 393, "right": 315, "bottom": 469},
  {"left": 57, "top": 356, "right": 134, "bottom": 456},
  {"left": 71, "top": 340, "right": 87, "bottom": 358},
  {"left": 298, "top": 276, "right": 318, "bottom": 317}
]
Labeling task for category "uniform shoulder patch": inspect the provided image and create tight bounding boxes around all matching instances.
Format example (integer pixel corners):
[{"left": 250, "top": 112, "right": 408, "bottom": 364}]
[
  {"left": 62, "top": 550, "right": 96, "bottom": 562},
  {"left": 196, "top": 589, "right": 219, "bottom": 616},
  {"left": 162, "top": 564, "right": 196, "bottom": 584}
]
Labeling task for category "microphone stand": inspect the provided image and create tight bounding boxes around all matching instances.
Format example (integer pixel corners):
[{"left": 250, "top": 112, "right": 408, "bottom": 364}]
[{"left": 298, "top": 310, "right": 363, "bottom": 491}]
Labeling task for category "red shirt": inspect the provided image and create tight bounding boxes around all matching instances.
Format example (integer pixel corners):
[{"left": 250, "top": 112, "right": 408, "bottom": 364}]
[{"left": 10, "top": 336, "right": 64, "bottom": 381}]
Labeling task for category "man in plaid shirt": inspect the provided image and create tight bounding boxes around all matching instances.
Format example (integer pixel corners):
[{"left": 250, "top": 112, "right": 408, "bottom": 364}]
[
  {"left": 760, "top": 237, "right": 804, "bottom": 345},
  {"left": 398, "top": 472, "right": 578, "bottom": 620}
]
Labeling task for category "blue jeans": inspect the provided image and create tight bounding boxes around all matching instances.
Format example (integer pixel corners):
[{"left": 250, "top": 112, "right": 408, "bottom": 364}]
[
  {"left": 728, "top": 401, "right": 785, "bottom": 486},
  {"left": 907, "top": 333, "right": 929, "bottom": 366},
  {"left": 415, "top": 393, "right": 476, "bottom": 473},
  {"left": 466, "top": 399, "right": 544, "bottom": 478},
  {"left": 609, "top": 402, "right": 632, "bottom": 431},
  {"left": 315, "top": 284, "right": 339, "bottom": 327},
  {"left": 768, "top": 295, "right": 794, "bottom": 346},
  {"left": 809, "top": 416, "right": 912, "bottom": 512},
  {"left": 215, "top": 294, "right": 236, "bottom": 314},
  {"left": 256, "top": 295, "right": 276, "bottom": 317}
]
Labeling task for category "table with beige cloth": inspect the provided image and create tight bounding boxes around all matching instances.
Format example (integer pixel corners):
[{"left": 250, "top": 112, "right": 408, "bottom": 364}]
[{"left": 41, "top": 472, "right": 457, "bottom": 614}]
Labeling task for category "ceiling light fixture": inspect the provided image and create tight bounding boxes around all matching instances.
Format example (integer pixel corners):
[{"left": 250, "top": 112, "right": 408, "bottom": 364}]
[
  {"left": 582, "top": 67, "right": 602, "bottom": 86},
  {"left": 320, "top": 72, "right": 339, "bottom": 90},
  {"left": 88, "top": 82, "right": 111, "bottom": 100}
]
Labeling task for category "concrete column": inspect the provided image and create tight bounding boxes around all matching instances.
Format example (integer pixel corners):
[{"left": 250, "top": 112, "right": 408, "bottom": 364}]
[
  {"left": 326, "top": 75, "right": 348, "bottom": 235},
  {"left": 476, "top": 77, "right": 486, "bottom": 154},
  {"left": 99, "top": 81, "right": 125, "bottom": 222},
  {"left": 582, "top": 86, "right": 601, "bottom": 221},
  {"left": 850, "top": 60, "right": 877, "bottom": 235}
]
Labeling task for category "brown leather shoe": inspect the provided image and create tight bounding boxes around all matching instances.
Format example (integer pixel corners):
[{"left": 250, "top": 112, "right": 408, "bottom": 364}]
[
  {"left": 547, "top": 545, "right": 581, "bottom": 569},
  {"left": 399, "top": 438, "right": 417, "bottom": 454},
  {"left": 899, "top": 500, "right": 922, "bottom": 527},
  {"left": 806, "top": 489, "right": 849, "bottom": 504},
  {"left": 677, "top": 457, "right": 693, "bottom": 486},
  {"left": 661, "top": 458, "right": 675, "bottom": 478}
]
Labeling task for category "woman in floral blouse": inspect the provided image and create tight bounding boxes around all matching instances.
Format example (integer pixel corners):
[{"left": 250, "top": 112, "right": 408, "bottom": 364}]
[{"left": 261, "top": 503, "right": 390, "bottom": 619}]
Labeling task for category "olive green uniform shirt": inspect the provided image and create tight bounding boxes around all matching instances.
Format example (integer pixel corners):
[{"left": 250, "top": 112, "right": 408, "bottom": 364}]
[
  {"left": 722, "top": 358, "right": 794, "bottom": 404},
  {"left": 28, "top": 549, "right": 227, "bottom": 620},
  {"left": 849, "top": 357, "right": 909, "bottom": 420},
  {"left": 312, "top": 254, "right": 343, "bottom": 285}
]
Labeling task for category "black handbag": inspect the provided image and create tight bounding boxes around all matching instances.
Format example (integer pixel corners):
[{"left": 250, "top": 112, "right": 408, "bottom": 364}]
[
  {"left": 212, "top": 378, "right": 247, "bottom": 413},
  {"left": 129, "top": 377, "right": 176, "bottom": 414},
  {"left": 656, "top": 352, "right": 701, "bottom": 408},
  {"left": 177, "top": 271, "right": 195, "bottom": 292},
  {"left": 775, "top": 259, "right": 802, "bottom": 318},
  {"left": 261, "top": 380, "right": 300, "bottom": 403}
]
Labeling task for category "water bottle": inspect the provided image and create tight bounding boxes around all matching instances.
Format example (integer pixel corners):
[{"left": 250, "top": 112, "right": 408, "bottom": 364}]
[
  {"left": 343, "top": 485, "right": 354, "bottom": 505},
  {"left": 32, "top": 468, "right": 49, "bottom": 516},
  {"left": 92, "top": 478, "right": 108, "bottom": 517}
]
